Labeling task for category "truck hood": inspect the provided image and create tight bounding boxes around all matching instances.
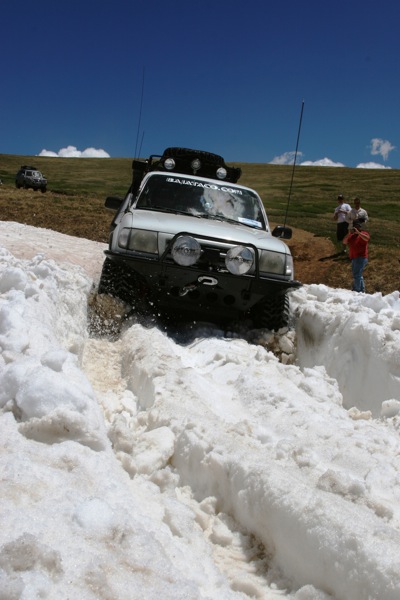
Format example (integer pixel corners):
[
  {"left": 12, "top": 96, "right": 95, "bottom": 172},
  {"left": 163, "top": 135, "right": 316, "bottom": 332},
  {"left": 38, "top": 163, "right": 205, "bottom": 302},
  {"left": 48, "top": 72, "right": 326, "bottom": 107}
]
[{"left": 122, "top": 210, "right": 291, "bottom": 254}]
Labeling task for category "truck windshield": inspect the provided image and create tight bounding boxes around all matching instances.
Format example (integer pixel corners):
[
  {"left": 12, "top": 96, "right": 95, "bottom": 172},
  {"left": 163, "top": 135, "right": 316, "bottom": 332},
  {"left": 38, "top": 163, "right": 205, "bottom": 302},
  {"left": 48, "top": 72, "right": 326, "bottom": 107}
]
[{"left": 136, "top": 174, "right": 266, "bottom": 229}]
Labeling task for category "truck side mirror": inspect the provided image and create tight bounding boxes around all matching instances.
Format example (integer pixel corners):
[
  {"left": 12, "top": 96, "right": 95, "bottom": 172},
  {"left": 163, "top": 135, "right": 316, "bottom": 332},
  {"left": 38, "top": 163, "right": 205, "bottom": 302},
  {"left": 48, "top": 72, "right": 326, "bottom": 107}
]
[
  {"left": 272, "top": 225, "right": 292, "bottom": 240},
  {"left": 105, "top": 196, "right": 123, "bottom": 211}
]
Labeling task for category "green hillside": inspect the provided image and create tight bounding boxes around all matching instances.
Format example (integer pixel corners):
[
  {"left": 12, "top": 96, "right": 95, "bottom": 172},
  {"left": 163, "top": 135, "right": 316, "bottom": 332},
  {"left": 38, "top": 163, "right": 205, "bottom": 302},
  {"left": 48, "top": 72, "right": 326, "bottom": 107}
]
[{"left": 1, "top": 153, "right": 398, "bottom": 248}]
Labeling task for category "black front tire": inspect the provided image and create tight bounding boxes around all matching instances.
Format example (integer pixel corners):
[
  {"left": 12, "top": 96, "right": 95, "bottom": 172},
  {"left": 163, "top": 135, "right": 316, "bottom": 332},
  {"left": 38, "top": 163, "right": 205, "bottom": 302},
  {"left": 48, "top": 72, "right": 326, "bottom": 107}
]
[
  {"left": 98, "top": 258, "right": 127, "bottom": 300},
  {"left": 251, "top": 292, "right": 290, "bottom": 330},
  {"left": 98, "top": 258, "right": 147, "bottom": 311}
]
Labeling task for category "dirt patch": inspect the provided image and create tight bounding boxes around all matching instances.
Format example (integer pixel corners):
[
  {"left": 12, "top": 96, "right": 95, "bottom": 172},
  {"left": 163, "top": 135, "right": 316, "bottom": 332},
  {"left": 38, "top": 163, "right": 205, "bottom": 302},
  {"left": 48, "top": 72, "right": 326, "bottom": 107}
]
[
  {"left": 285, "top": 228, "right": 335, "bottom": 285},
  {"left": 285, "top": 226, "right": 398, "bottom": 295}
]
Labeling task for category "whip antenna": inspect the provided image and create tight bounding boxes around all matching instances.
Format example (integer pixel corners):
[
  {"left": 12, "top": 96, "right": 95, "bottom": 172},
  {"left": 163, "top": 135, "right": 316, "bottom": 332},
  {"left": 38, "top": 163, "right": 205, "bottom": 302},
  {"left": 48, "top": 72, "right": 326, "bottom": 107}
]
[
  {"left": 284, "top": 99, "right": 304, "bottom": 227},
  {"left": 134, "top": 68, "right": 145, "bottom": 159},
  {"left": 138, "top": 130, "right": 145, "bottom": 158}
]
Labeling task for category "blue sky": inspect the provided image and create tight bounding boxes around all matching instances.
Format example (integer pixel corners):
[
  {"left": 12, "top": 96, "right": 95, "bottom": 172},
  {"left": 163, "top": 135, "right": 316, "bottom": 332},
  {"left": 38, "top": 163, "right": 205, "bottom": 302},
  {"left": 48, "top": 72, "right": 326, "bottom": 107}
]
[{"left": 1, "top": 0, "right": 399, "bottom": 168}]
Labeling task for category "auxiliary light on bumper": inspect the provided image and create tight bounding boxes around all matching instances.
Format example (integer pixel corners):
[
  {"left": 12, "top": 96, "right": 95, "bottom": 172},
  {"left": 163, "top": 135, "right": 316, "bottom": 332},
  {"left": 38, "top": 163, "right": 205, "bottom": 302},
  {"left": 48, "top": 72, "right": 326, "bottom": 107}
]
[
  {"left": 171, "top": 235, "right": 201, "bottom": 266},
  {"left": 225, "top": 245, "right": 254, "bottom": 275}
]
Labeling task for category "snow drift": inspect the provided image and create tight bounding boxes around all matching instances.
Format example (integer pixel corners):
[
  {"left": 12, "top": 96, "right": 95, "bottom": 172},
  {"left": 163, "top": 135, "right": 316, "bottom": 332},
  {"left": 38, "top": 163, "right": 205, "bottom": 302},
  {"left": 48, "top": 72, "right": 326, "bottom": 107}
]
[{"left": 1, "top": 221, "right": 400, "bottom": 599}]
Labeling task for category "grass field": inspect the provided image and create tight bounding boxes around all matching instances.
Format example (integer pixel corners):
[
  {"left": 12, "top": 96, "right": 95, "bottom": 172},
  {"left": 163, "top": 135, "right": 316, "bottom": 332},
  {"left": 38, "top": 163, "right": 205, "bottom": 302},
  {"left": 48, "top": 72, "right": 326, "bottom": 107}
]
[{"left": 0, "top": 153, "right": 399, "bottom": 294}]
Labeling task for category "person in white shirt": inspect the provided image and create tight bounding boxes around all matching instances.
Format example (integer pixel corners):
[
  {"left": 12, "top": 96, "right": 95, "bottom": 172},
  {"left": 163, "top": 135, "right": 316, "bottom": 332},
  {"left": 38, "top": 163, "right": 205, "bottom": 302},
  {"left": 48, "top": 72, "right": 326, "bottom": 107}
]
[
  {"left": 333, "top": 194, "right": 351, "bottom": 253},
  {"left": 346, "top": 197, "right": 369, "bottom": 227}
]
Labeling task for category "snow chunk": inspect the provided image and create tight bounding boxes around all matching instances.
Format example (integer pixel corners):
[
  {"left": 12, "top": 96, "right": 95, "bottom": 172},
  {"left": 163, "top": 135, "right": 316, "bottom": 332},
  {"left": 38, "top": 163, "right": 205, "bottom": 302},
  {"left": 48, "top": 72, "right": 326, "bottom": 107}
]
[
  {"left": 0, "top": 267, "right": 29, "bottom": 293},
  {"left": 130, "top": 427, "right": 175, "bottom": 475},
  {"left": 381, "top": 399, "right": 400, "bottom": 418},
  {"left": 73, "top": 498, "right": 119, "bottom": 536}
]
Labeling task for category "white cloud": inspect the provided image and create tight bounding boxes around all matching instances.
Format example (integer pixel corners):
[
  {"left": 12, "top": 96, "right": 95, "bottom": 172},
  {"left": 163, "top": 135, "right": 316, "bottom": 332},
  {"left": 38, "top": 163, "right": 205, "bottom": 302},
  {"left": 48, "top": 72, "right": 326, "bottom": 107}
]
[
  {"left": 369, "top": 138, "right": 395, "bottom": 161},
  {"left": 356, "top": 162, "right": 392, "bottom": 169},
  {"left": 80, "top": 147, "right": 111, "bottom": 158},
  {"left": 271, "top": 153, "right": 345, "bottom": 168},
  {"left": 270, "top": 151, "right": 303, "bottom": 165},
  {"left": 300, "top": 157, "right": 345, "bottom": 167},
  {"left": 38, "top": 150, "right": 59, "bottom": 157},
  {"left": 38, "top": 145, "right": 110, "bottom": 158}
]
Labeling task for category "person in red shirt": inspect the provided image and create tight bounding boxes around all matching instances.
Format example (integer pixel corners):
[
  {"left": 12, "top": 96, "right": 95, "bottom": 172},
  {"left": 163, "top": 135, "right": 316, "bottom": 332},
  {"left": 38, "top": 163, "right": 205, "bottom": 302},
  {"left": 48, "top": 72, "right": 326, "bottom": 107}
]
[{"left": 343, "top": 218, "right": 370, "bottom": 292}]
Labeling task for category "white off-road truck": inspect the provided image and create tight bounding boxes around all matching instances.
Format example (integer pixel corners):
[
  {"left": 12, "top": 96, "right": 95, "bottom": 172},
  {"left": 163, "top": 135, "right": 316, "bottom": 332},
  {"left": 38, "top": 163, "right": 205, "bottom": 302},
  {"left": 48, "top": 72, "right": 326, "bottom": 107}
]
[{"left": 98, "top": 147, "right": 301, "bottom": 329}]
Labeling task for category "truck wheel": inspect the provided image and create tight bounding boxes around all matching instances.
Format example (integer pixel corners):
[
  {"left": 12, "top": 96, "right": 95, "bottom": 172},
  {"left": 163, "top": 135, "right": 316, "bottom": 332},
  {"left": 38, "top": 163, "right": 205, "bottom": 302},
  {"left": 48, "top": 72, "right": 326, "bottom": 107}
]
[
  {"left": 251, "top": 292, "right": 290, "bottom": 331},
  {"left": 99, "top": 258, "right": 125, "bottom": 298},
  {"left": 98, "top": 258, "right": 144, "bottom": 310}
]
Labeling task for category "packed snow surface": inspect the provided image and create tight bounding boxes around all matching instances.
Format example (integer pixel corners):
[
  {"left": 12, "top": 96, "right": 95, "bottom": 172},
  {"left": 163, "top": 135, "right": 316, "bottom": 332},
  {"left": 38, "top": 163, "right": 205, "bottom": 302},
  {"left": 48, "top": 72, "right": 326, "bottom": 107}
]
[{"left": 1, "top": 221, "right": 400, "bottom": 600}]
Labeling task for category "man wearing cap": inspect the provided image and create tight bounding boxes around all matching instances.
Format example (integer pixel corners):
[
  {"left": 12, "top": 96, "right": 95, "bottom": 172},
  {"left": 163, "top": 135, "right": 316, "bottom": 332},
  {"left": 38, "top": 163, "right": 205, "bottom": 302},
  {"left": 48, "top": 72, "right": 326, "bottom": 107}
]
[
  {"left": 334, "top": 194, "right": 351, "bottom": 253},
  {"left": 343, "top": 219, "right": 370, "bottom": 292}
]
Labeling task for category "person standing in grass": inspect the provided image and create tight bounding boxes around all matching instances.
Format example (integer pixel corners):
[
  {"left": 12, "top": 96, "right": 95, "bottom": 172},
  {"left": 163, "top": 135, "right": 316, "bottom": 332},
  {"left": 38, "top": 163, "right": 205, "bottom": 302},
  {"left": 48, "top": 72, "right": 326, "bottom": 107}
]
[
  {"left": 343, "top": 218, "right": 370, "bottom": 292},
  {"left": 334, "top": 194, "right": 352, "bottom": 253},
  {"left": 346, "top": 197, "right": 369, "bottom": 227}
]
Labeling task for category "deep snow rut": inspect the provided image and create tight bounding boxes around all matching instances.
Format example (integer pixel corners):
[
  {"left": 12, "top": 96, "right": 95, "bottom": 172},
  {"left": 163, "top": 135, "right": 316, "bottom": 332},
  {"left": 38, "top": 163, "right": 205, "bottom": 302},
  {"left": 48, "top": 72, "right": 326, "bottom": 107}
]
[
  {"left": 82, "top": 337, "right": 126, "bottom": 396},
  {"left": 81, "top": 327, "right": 293, "bottom": 599}
]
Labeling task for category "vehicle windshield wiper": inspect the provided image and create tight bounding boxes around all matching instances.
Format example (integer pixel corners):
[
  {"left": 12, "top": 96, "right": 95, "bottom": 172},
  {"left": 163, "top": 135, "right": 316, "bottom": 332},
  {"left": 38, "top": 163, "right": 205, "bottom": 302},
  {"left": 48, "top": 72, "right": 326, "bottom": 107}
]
[
  {"left": 138, "top": 206, "right": 190, "bottom": 216},
  {"left": 197, "top": 213, "right": 240, "bottom": 225},
  {"left": 138, "top": 206, "right": 262, "bottom": 228},
  {"left": 201, "top": 213, "right": 263, "bottom": 229},
  {"left": 238, "top": 220, "right": 263, "bottom": 229}
]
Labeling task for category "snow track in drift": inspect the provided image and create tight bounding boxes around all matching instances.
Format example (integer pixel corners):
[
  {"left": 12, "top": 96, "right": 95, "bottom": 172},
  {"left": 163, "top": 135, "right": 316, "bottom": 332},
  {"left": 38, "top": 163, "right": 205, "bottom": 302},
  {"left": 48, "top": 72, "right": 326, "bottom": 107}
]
[
  {"left": 82, "top": 327, "right": 289, "bottom": 598},
  {"left": 81, "top": 306, "right": 400, "bottom": 600}
]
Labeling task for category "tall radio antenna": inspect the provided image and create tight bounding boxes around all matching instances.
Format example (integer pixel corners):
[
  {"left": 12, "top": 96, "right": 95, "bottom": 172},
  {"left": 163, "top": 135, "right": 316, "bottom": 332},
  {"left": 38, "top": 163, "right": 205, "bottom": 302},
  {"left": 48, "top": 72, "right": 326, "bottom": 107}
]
[
  {"left": 283, "top": 99, "right": 304, "bottom": 227},
  {"left": 134, "top": 68, "right": 145, "bottom": 159}
]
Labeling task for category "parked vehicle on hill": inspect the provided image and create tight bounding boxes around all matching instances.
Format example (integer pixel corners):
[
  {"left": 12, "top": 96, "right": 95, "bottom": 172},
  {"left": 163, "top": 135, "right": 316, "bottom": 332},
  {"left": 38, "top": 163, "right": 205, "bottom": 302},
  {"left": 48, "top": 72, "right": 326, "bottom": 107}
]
[
  {"left": 15, "top": 166, "right": 47, "bottom": 192},
  {"left": 98, "top": 147, "right": 301, "bottom": 329}
]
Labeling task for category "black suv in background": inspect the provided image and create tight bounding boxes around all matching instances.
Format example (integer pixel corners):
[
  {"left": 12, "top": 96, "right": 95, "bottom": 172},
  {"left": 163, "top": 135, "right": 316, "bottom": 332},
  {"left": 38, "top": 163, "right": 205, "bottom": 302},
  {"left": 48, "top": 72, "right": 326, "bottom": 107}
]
[{"left": 15, "top": 166, "right": 47, "bottom": 192}]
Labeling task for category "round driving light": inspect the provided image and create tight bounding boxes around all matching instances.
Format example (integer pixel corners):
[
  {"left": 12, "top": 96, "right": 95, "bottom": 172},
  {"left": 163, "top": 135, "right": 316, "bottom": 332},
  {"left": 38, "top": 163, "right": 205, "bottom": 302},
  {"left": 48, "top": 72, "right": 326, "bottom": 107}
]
[
  {"left": 164, "top": 158, "right": 175, "bottom": 170},
  {"left": 216, "top": 167, "right": 227, "bottom": 179},
  {"left": 191, "top": 158, "right": 201, "bottom": 171},
  {"left": 171, "top": 236, "right": 201, "bottom": 266},
  {"left": 225, "top": 246, "right": 254, "bottom": 275}
]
